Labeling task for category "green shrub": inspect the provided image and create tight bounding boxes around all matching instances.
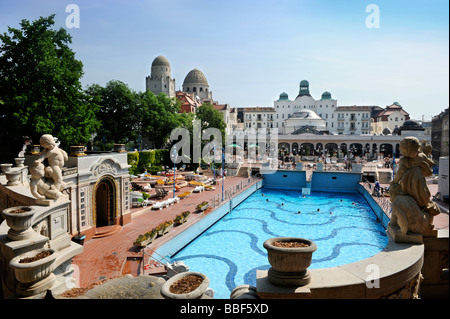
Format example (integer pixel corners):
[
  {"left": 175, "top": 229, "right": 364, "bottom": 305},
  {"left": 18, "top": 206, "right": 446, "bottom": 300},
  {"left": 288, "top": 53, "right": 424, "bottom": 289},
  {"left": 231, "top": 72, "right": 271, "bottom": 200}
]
[{"left": 127, "top": 151, "right": 139, "bottom": 175}]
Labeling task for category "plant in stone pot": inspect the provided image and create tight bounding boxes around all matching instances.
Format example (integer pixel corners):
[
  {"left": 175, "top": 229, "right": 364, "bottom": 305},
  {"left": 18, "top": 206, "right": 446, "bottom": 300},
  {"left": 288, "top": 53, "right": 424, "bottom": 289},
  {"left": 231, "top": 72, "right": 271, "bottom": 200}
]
[
  {"left": 9, "top": 248, "right": 58, "bottom": 296},
  {"left": 263, "top": 237, "right": 317, "bottom": 286},
  {"left": 196, "top": 201, "right": 209, "bottom": 212},
  {"left": 161, "top": 271, "right": 210, "bottom": 299},
  {"left": 133, "top": 228, "right": 157, "bottom": 247},
  {"left": 174, "top": 211, "right": 190, "bottom": 225},
  {"left": 1, "top": 206, "right": 36, "bottom": 240}
]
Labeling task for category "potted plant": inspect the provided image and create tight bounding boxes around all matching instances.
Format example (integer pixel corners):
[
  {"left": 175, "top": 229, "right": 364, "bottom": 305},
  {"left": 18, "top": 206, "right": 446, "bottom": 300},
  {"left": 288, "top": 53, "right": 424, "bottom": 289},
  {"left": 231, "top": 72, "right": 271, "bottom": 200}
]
[
  {"left": 9, "top": 248, "right": 58, "bottom": 296},
  {"left": 1, "top": 206, "right": 36, "bottom": 240},
  {"left": 174, "top": 211, "right": 190, "bottom": 225},
  {"left": 163, "top": 220, "right": 173, "bottom": 234},
  {"left": 133, "top": 228, "right": 157, "bottom": 247},
  {"left": 263, "top": 237, "right": 317, "bottom": 286},
  {"left": 196, "top": 201, "right": 210, "bottom": 212},
  {"left": 155, "top": 223, "right": 166, "bottom": 236},
  {"left": 161, "top": 271, "right": 210, "bottom": 299}
]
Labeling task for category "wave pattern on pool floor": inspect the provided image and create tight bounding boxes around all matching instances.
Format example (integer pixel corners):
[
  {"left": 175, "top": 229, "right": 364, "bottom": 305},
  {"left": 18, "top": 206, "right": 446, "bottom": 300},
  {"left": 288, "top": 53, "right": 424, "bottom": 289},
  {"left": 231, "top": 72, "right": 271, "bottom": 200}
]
[{"left": 171, "top": 188, "right": 388, "bottom": 299}]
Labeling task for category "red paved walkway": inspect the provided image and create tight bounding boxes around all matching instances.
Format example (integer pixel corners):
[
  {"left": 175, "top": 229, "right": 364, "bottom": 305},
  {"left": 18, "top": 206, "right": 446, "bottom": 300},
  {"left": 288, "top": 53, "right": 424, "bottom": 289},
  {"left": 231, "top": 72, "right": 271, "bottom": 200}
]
[{"left": 72, "top": 176, "right": 257, "bottom": 288}]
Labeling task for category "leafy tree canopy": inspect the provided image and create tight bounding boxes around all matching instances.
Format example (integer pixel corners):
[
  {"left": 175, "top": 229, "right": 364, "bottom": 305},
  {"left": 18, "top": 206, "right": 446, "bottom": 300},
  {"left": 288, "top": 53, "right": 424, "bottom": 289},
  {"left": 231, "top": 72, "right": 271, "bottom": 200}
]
[{"left": 0, "top": 15, "right": 100, "bottom": 154}]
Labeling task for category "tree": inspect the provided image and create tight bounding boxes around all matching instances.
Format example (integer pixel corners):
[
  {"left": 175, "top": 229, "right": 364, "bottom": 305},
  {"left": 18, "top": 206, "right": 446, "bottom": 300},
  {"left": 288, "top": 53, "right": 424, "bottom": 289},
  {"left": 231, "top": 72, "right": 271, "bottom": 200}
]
[
  {"left": 0, "top": 15, "right": 100, "bottom": 156},
  {"left": 139, "top": 91, "right": 186, "bottom": 149},
  {"left": 195, "top": 103, "right": 226, "bottom": 144},
  {"left": 86, "top": 80, "right": 141, "bottom": 149}
]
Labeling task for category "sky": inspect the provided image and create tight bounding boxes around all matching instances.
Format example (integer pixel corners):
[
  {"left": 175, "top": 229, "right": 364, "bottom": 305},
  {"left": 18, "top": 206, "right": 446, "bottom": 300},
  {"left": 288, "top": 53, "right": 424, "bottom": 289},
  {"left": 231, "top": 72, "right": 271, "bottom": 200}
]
[{"left": 0, "top": 0, "right": 448, "bottom": 120}]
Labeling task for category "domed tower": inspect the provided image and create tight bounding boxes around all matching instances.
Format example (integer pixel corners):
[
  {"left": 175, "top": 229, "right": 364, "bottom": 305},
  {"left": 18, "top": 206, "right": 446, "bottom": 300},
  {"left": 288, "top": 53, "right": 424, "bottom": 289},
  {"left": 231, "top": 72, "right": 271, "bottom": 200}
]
[
  {"left": 277, "top": 92, "right": 290, "bottom": 101},
  {"left": 321, "top": 91, "right": 332, "bottom": 100},
  {"left": 182, "top": 68, "right": 212, "bottom": 101},
  {"left": 146, "top": 55, "right": 176, "bottom": 97},
  {"left": 296, "top": 80, "right": 311, "bottom": 98}
]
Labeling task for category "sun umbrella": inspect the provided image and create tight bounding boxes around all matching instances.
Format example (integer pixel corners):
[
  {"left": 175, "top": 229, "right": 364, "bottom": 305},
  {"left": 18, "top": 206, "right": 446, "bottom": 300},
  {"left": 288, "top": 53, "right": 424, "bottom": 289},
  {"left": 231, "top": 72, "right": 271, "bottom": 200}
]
[{"left": 227, "top": 143, "right": 241, "bottom": 148}]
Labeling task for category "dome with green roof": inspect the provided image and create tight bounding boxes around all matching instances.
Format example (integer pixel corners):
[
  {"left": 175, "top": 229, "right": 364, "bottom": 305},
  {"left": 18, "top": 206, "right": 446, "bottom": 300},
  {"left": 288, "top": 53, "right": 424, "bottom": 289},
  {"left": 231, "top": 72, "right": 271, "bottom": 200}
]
[
  {"left": 297, "top": 80, "right": 311, "bottom": 98},
  {"left": 321, "top": 91, "right": 332, "bottom": 100},
  {"left": 278, "top": 92, "right": 289, "bottom": 101}
]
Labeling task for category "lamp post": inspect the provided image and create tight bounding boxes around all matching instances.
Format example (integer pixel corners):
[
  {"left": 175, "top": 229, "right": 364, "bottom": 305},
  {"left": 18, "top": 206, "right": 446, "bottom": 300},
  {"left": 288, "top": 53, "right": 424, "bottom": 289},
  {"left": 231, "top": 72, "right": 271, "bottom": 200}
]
[
  {"left": 222, "top": 146, "right": 225, "bottom": 201},
  {"left": 172, "top": 145, "right": 177, "bottom": 198},
  {"left": 213, "top": 144, "right": 216, "bottom": 181}
]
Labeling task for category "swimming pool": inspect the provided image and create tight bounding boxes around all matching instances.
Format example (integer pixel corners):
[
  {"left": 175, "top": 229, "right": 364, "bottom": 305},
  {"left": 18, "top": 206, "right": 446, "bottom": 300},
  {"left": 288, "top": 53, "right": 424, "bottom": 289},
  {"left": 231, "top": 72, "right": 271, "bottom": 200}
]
[{"left": 170, "top": 187, "right": 388, "bottom": 299}]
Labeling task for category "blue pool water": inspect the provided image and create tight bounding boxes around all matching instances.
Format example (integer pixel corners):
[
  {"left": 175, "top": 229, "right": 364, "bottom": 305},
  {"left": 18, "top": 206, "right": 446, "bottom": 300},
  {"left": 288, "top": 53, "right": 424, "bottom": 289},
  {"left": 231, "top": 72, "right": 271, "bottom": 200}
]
[{"left": 170, "top": 187, "right": 388, "bottom": 299}]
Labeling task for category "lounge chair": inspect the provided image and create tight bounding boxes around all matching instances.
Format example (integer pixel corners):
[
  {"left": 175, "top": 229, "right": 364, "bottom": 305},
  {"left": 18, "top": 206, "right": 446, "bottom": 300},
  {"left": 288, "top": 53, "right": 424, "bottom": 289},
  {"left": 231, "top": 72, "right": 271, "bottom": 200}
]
[
  {"left": 155, "top": 187, "right": 168, "bottom": 199},
  {"left": 131, "top": 198, "right": 140, "bottom": 208},
  {"left": 152, "top": 201, "right": 165, "bottom": 210},
  {"left": 178, "top": 191, "right": 192, "bottom": 199}
]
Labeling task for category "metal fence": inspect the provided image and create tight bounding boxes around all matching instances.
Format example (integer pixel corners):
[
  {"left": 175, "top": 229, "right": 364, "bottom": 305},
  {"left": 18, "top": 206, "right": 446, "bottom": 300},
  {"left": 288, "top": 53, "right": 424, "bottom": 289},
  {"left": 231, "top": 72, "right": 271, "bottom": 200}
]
[
  {"left": 209, "top": 176, "right": 261, "bottom": 208},
  {"left": 360, "top": 177, "right": 392, "bottom": 219}
]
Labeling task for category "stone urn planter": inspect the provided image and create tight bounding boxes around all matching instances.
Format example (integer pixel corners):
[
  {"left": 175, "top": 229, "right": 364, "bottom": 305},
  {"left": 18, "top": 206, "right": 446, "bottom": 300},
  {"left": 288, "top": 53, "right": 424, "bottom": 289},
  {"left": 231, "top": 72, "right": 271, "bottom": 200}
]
[
  {"left": 1, "top": 206, "right": 36, "bottom": 241},
  {"left": 1, "top": 163, "right": 13, "bottom": 174},
  {"left": 9, "top": 248, "right": 58, "bottom": 296},
  {"left": 161, "top": 271, "right": 210, "bottom": 299},
  {"left": 14, "top": 157, "right": 26, "bottom": 167},
  {"left": 263, "top": 237, "right": 317, "bottom": 286},
  {"left": 5, "top": 169, "right": 21, "bottom": 186}
]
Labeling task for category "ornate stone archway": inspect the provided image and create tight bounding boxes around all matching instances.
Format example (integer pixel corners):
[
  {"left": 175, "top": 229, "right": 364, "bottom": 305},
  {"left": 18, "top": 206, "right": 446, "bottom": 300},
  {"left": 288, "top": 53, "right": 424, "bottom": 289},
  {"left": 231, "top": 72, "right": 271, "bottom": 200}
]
[{"left": 92, "top": 175, "right": 118, "bottom": 227}]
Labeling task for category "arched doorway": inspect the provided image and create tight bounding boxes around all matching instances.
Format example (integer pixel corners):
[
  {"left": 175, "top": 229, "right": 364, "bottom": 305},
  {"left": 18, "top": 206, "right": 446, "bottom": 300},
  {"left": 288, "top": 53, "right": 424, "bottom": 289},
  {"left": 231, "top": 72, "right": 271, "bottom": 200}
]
[{"left": 94, "top": 176, "right": 118, "bottom": 227}]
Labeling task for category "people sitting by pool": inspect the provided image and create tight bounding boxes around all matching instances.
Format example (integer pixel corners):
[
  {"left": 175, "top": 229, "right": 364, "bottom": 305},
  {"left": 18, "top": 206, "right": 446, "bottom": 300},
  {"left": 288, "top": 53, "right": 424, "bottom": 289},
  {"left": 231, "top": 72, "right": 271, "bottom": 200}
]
[{"left": 374, "top": 180, "right": 381, "bottom": 197}]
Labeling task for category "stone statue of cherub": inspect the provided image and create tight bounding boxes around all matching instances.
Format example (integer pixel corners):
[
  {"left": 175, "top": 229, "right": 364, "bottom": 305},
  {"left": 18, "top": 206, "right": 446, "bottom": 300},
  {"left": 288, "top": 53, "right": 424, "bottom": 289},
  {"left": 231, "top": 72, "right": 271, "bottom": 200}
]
[{"left": 29, "top": 134, "right": 68, "bottom": 202}]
